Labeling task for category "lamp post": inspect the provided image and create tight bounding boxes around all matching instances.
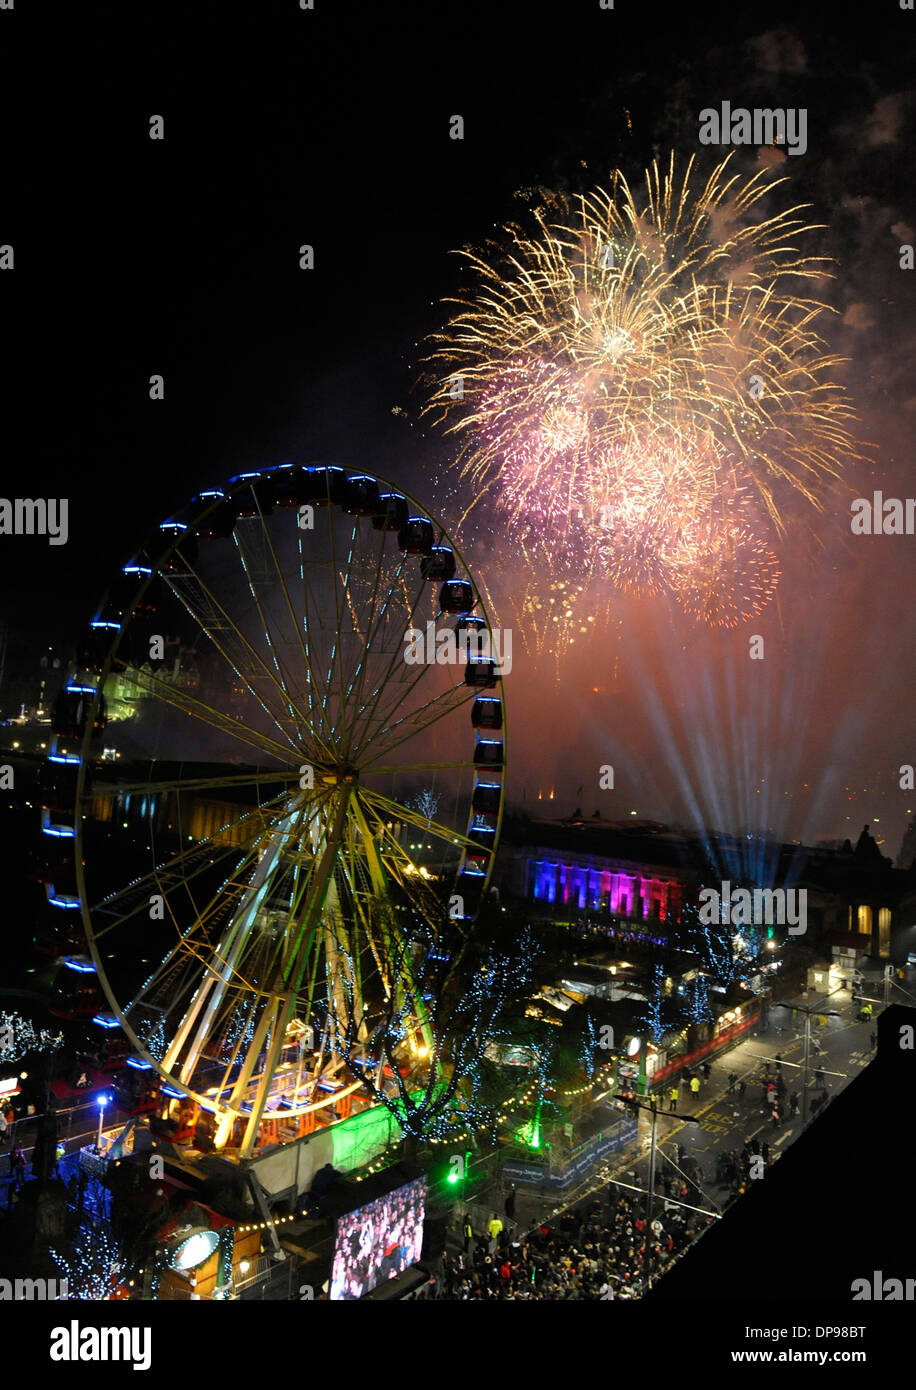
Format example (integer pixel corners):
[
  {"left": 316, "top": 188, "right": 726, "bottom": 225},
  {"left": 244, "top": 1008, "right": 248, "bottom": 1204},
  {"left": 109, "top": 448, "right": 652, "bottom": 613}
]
[
  {"left": 619, "top": 1096, "right": 709, "bottom": 1294},
  {"left": 644, "top": 1098, "right": 658, "bottom": 1292},
  {"left": 771, "top": 990, "right": 842, "bottom": 1126},
  {"left": 96, "top": 1094, "right": 108, "bottom": 1154}
]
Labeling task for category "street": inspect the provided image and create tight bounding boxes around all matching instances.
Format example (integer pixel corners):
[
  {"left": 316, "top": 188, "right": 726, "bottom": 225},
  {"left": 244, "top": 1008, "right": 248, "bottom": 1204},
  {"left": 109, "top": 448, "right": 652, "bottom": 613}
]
[{"left": 499, "top": 967, "right": 912, "bottom": 1255}]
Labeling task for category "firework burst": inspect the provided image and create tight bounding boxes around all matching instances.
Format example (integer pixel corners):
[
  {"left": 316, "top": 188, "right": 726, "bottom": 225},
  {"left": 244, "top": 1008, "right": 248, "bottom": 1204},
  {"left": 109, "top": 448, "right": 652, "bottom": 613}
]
[
  {"left": 668, "top": 496, "right": 782, "bottom": 629},
  {"left": 425, "top": 152, "right": 862, "bottom": 630}
]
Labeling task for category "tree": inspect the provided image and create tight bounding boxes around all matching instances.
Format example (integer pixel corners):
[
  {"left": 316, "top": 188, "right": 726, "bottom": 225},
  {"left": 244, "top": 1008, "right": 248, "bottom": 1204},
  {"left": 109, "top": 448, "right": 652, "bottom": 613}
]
[
  {"left": 680, "top": 899, "right": 762, "bottom": 992},
  {"left": 325, "top": 903, "right": 539, "bottom": 1152},
  {"left": 0, "top": 1011, "right": 62, "bottom": 1062},
  {"left": 637, "top": 963, "right": 669, "bottom": 1042},
  {"left": 685, "top": 970, "right": 713, "bottom": 1025},
  {"left": 408, "top": 788, "right": 441, "bottom": 825},
  {"left": 52, "top": 1214, "right": 129, "bottom": 1300}
]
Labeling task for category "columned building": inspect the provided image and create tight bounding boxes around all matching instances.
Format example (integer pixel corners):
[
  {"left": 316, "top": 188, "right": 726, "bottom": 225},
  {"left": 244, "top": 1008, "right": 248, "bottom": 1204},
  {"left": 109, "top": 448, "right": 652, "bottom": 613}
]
[
  {"left": 500, "top": 815, "right": 698, "bottom": 932},
  {"left": 525, "top": 853, "right": 685, "bottom": 923}
]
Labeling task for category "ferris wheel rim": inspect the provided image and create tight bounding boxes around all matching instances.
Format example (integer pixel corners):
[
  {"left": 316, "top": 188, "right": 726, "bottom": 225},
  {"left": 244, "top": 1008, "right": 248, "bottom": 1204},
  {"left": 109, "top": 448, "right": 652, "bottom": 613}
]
[{"left": 65, "top": 462, "right": 507, "bottom": 1130}]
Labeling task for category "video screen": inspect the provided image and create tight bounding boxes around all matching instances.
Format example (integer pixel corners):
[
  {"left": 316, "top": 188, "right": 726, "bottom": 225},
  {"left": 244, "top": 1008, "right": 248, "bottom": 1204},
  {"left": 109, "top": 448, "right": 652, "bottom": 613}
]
[{"left": 330, "top": 1176, "right": 427, "bottom": 1300}]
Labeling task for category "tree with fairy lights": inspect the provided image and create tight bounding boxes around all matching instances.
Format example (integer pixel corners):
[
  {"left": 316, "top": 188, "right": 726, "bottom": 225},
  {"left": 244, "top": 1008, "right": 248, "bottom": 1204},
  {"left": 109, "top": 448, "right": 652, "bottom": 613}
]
[
  {"left": 680, "top": 897, "right": 770, "bottom": 993},
  {"left": 0, "top": 1011, "right": 63, "bottom": 1062},
  {"left": 218, "top": 1000, "right": 255, "bottom": 1066},
  {"left": 52, "top": 1216, "right": 129, "bottom": 1300},
  {"left": 408, "top": 788, "right": 441, "bottom": 825},
  {"left": 637, "top": 963, "right": 669, "bottom": 1043},
  {"left": 136, "top": 1013, "right": 167, "bottom": 1063},
  {"left": 326, "top": 899, "right": 539, "bottom": 1156},
  {"left": 685, "top": 969, "right": 714, "bottom": 1025},
  {"left": 579, "top": 1013, "right": 603, "bottom": 1082}
]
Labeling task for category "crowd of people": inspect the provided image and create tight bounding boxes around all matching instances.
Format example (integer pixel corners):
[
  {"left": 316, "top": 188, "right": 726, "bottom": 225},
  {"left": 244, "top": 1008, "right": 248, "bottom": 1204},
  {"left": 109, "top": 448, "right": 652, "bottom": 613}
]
[{"left": 425, "top": 1188, "right": 713, "bottom": 1300}]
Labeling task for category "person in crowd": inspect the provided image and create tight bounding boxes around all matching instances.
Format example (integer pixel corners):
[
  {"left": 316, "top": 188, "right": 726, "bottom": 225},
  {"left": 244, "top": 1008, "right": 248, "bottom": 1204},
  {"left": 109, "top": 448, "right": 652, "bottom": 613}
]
[{"left": 10, "top": 1146, "right": 26, "bottom": 1188}]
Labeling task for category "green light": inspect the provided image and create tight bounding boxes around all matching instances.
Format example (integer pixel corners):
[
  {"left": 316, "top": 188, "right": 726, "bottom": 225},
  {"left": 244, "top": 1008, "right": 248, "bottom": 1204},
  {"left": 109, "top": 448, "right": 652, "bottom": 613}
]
[{"left": 516, "top": 1099, "right": 542, "bottom": 1150}]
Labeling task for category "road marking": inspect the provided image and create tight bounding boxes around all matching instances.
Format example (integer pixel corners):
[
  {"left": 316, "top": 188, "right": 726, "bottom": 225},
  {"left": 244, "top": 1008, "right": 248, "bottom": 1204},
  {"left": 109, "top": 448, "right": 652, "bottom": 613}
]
[{"left": 774, "top": 1131, "right": 791, "bottom": 1146}]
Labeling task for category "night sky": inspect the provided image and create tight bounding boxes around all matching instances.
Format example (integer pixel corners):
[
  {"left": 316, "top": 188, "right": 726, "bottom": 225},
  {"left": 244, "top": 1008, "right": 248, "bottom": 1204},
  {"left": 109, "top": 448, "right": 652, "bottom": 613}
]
[{"left": 1, "top": 1, "right": 914, "bottom": 856}]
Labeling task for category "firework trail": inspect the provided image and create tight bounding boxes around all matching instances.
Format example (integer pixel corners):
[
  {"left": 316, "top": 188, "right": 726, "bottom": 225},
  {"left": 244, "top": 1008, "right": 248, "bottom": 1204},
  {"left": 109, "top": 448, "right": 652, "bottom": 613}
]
[{"left": 425, "top": 153, "right": 861, "bottom": 631}]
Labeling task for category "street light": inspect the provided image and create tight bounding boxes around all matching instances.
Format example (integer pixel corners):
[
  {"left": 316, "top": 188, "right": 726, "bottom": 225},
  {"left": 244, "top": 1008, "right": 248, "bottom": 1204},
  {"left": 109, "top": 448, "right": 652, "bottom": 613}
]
[
  {"left": 771, "top": 995, "right": 842, "bottom": 1126},
  {"left": 618, "top": 1096, "right": 712, "bottom": 1293},
  {"left": 858, "top": 964, "right": 916, "bottom": 1011},
  {"left": 96, "top": 1093, "right": 108, "bottom": 1154}
]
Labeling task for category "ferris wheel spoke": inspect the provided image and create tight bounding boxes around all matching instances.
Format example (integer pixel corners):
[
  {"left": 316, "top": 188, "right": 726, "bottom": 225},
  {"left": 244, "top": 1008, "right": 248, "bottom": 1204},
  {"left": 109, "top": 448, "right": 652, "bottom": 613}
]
[
  {"left": 162, "top": 561, "right": 312, "bottom": 753},
  {"left": 359, "top": 680, "right": 475, "bottom": 767},
  {"left": 117, "top": 663, "right": 295, "bottom": 763},
  {"left": 365, "top": 760, "right": 474, "bottom": 775},
  {"left": 168, "top": 804, "right": 315, "bottom": 1082},
  {"left": 362, "top": 812, "right": 460, "bottom": 956},
  {"left": 161, "top": 568, "right": 297, "bottom": 733},
  {"left": 339, "top": 801, "right": 434, "bottom": 1049},
  {"left": 336, "top": 822, "right": 389, "bottom": 995},
  {"left": 338, "top": 521, "right": 409, "bottom": 759},
  {"left": 345, "top": 558, "right": 435, "bottom": 754},
  {"left": 351, "top": 647, "right": 440, "bottom": 759},
  {"left": 336, "top": 524, "right": 389, "bottom": 757},
  {"left": 298, "top": 520, "right": 355, "bottom": 747},
  {"left": 295, "top": 528, "right": 341, "bottom": 754},
  {"left": 232, "top": 526, "right": 312, "bottom": 751},
  {"left": 361, "top": 787, "right": 480, "bottom": 854},
  {"left": 250, "top": 501, "right": 342, "bottom": 759},
  {"left": 318, "top": 512, "right": 353, "bottom": 739},
  {"left": 85, "top": 787, "right": 297, "bottom": 939},
  {"left": 326, "top": 517, "right": 369, "bottom": 745},
  {"left": 108, "top": 769, "right": 299, "bottom": 798}
]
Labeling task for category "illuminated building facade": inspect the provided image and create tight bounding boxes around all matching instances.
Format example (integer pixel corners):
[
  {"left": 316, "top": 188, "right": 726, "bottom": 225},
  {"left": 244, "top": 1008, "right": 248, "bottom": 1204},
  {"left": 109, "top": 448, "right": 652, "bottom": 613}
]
[
  {"left": 501, "top": 816, "right": 696, "bottom": 931},
  {"left": 526, "top": 854, "right": 684, "bottom": 922}
]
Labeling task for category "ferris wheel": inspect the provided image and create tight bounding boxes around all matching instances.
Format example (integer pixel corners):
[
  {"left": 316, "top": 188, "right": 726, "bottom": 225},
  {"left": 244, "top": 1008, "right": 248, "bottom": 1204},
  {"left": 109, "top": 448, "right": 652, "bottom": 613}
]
[{"left": 42, "top": 465, "right": 505, "bottom": 1157}]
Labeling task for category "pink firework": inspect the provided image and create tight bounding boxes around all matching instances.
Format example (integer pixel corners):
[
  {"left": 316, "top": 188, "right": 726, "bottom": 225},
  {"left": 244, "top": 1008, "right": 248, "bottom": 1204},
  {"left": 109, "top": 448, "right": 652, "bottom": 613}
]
[{"left": 668, "top": 498, "right": 781, "bottom": 628}]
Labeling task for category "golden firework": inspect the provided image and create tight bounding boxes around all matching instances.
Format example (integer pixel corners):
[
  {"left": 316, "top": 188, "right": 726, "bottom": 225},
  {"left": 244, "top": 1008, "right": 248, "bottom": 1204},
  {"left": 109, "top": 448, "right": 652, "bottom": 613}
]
[{"left": 427, "top": 152, "right": 861, "bottom": 539}]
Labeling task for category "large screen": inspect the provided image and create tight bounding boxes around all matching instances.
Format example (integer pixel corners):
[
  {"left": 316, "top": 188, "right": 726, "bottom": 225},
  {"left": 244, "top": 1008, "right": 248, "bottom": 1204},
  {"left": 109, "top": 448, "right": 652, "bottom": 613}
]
[{"left": 330, "top": 1176, "right": 427, "bottom": 1300}]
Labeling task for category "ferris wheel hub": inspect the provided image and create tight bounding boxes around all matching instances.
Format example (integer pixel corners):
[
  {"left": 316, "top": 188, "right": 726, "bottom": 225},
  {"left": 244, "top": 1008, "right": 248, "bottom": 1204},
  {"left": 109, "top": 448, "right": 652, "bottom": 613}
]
[{"left": 317, "top": 767, "right": 358, "bottom": 785}]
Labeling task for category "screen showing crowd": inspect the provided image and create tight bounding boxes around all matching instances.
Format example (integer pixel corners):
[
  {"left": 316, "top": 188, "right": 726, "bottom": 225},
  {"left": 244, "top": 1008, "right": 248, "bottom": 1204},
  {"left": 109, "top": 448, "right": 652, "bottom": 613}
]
[{"left": 330, "top": 1177, "right": 427, "bottom": 1300}]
